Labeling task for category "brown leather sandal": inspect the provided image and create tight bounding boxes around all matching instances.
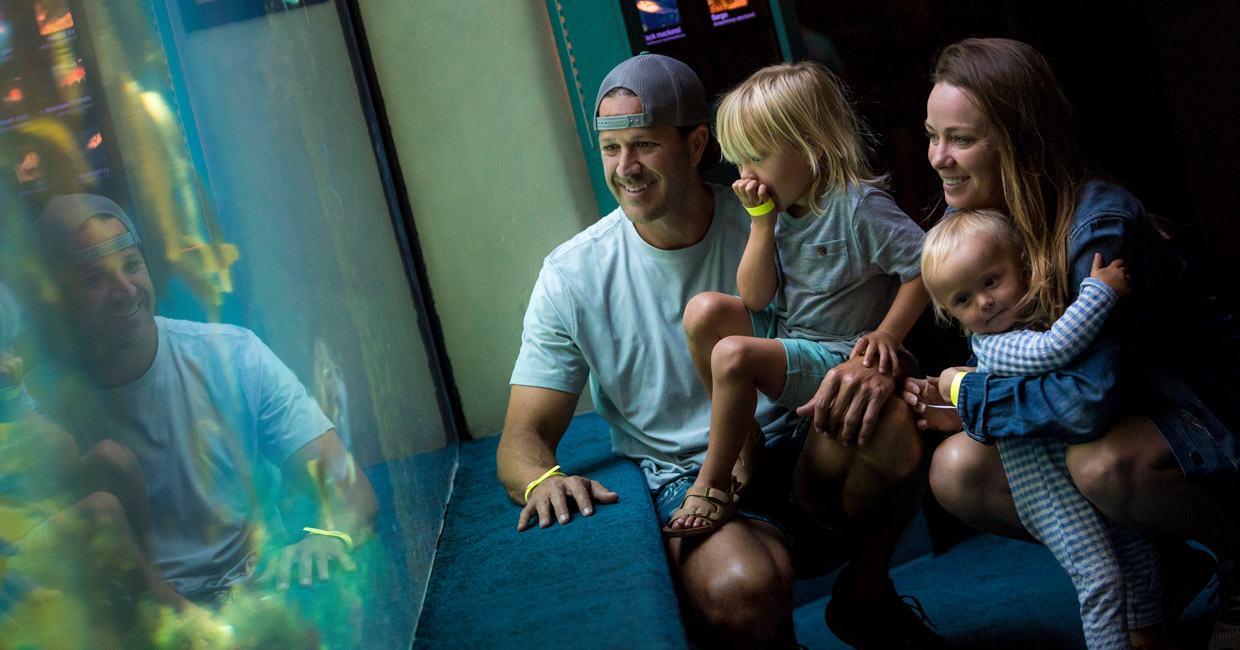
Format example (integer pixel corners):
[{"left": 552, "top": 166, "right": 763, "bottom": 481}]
[{"left": 661, "top": 479, "right": 740, "bottom": 539}]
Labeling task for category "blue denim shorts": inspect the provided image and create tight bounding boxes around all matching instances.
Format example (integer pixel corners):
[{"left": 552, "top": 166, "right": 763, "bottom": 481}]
[{"left": 653, "top": 419, "right": 843, "bottom": 550}]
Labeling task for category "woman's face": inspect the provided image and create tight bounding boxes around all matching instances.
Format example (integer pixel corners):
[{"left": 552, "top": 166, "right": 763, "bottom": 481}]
[{"left": 925, "top": 83, "right": 1004, "bottom": 210}]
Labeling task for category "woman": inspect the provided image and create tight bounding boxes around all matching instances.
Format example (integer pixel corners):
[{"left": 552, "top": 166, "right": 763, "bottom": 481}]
[{"left": 903, "top": 37, "right": 1239, "bottom": 649}]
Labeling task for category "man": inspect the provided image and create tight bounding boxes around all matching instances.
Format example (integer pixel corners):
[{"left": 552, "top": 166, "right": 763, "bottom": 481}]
[
  {"left": 497, "top": 54, "right": 949, "bottom": 649},
  {"left": 27, "top": 193, "right": 376, "bottom": 604}
]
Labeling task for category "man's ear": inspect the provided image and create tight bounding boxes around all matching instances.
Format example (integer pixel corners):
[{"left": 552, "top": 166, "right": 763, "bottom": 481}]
[{"left": 685, "top": 124, "right": 710, "bottom": 167}]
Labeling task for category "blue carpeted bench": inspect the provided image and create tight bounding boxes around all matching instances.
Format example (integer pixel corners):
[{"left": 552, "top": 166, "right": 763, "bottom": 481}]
[{"left": 414, "top": 413, "right": 688, "bottom": 649}]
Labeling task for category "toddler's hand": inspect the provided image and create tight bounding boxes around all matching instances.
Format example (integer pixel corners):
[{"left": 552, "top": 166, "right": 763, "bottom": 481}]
[
  {"left": 1091, "top": 253, "right": 1132, "bottom": 297},
  {"left": 850, "top": 330, "right": 900, "bottom": 375},
  {"left": 732, "top": 179, "right": 773, "bottom": 215}
]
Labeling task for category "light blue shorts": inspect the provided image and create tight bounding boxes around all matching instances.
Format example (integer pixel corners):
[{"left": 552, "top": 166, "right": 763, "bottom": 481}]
[{"left": 750, "top": 304, "right": 850, "bottom": 411}]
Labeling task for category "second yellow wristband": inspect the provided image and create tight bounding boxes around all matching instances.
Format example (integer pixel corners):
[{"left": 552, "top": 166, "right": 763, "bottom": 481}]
[{"left": 949, "top": 371, "right": 968, "bottom": 407}]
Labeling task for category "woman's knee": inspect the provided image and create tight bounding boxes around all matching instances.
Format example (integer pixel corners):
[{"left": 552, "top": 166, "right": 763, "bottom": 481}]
[{"left": 929, "top": 434, "right": 996, "bottom": 516}]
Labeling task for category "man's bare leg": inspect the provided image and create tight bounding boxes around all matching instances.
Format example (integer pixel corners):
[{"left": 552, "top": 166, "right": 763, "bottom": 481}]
[{"left": 667, "top": 518, "right": 798, "bottom": 649}]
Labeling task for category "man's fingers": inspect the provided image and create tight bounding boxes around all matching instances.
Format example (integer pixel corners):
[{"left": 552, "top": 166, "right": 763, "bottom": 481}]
[
  {"left": 534, "top": 499, "right": 553, "bottom": 528},
  {"left": 517, "top": 501, "right": 538, "bottom": 531},
  {"left": 855, "top": 391, "right": 886, "bottom": 446},
  {"left": 589, "top": 480, "right": 620, "bottom": 505},
  {"left": 568, "top": 480, "right": 594, "bottom": 517},
  {"left": 549, "top": 488, "right": 574, "bottom": 525},
  {"left": 317, "top": 551, "right": 331, "bottom": 582},
  {"left": 298, "top": 544, "right": 314, "bottom": 587}
]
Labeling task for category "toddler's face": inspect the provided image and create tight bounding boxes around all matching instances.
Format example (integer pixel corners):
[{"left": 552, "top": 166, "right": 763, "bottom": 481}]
[{"left": 931, "top": 238, "right": 1027, "bottom": 334}]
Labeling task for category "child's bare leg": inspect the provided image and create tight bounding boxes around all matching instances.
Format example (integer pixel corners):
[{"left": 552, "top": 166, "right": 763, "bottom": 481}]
[
  {"left": 683, "top": 292, "right": 755, "bottom": 397},
  {"left": 683, "top": 292, "right": 768, "bottom": 488},
  {"left": 46, "top": 491, "right": 190, "bottom": 611},
  {"left": 81, "top": 439, "right": 155, "bottom": 558},
  {"left": 669, "top": 335, "right": 787, "bottom": 532}
]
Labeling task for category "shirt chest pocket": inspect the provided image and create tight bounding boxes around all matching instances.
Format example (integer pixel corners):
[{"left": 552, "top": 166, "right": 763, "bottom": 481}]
[{"left": 787, "top": 238, "right": 853, "bottom": 292}]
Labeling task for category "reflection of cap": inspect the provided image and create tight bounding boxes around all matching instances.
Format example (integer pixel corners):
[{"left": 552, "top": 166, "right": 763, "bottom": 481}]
[
  {"left": 594, "top": 53, "right": 706, "bottom": 131},
  {"left": 36, "top": 194, "right": 141, "bottom": 266}
]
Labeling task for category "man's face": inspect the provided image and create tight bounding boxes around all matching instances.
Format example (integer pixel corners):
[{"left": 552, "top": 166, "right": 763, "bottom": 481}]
[
  {"left": 598, "top": 94, "right": 705, "bottom": 226},
  {"left": 63, "top": 216, "right": 157, "bottom": 352}
]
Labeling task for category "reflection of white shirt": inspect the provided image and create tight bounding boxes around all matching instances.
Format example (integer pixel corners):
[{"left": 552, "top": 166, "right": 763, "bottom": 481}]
[
  {"left": 32, "top": 317, "right": 330, "bottom": 600},
  {"left": 511, "top": 185, "right": 792, "bottom": 490}
]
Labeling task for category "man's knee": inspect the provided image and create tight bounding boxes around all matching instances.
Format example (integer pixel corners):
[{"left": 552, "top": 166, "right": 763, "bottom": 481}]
[
  {"left": 857, "top": 399, "right": 924, "bottom": 482},
  {"left": 676, "top": 529, "right": 794, "bottom": 631}
]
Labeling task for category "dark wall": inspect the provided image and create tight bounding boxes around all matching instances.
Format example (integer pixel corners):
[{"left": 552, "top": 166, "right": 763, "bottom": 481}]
[{"left": 793, "top": 0, "right": 1240, "bottom": 373}]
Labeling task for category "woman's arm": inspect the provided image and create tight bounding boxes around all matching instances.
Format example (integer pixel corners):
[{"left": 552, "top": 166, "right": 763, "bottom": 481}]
[{"left": 959, "top": 213, "right": 1141, "bottom": 443}]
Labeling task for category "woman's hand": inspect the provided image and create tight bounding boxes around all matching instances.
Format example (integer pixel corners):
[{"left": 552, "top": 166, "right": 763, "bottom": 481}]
[
  {"left": 902, "top": 375, "right": 964, "bottom": 432},
  {"left": 850, "top": 330, "right": 901, "bottom": 375}
]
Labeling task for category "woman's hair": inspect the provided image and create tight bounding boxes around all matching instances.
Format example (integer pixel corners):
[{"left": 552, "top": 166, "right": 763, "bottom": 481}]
[
  {"left": 921, "top": 209, "right": 1034, "bottom": 332},
  {"left": 931, "top": 37, "right": 1087, "bottom": 322},
  {"left": 715, "top": 61, "right": 887, "bottom": 215}
]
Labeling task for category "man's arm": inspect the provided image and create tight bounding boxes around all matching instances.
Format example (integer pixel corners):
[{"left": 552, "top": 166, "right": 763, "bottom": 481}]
[{"left": 497, "top": 385, "right": 618, "bottom": 531}]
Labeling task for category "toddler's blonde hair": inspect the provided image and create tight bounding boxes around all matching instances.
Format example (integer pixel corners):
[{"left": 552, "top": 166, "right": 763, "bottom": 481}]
[{"left": 715, "top": 61, "right": 886, "bottom": 215}]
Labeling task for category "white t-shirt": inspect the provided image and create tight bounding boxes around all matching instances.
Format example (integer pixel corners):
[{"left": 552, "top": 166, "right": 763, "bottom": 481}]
[
  {"left": 32, "top": 317, "right": 330, "bottom": 599},
  {"left": 511, "top": 185, "right": 791, "bottom": 490}
]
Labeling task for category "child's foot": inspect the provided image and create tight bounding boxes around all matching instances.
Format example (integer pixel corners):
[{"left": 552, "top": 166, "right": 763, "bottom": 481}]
[{"left": 661, "top": 478, "right": 739, "bottom": 539}]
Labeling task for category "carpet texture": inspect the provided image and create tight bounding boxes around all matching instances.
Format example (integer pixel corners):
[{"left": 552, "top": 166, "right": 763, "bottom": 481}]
[{"left": 415, "top": 413, "right": 686, "bottom": 649}]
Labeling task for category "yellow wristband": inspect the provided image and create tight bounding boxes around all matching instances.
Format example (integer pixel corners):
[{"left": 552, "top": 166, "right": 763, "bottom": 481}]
[
  {"left": 302, "top": 527, "right": 354, "bottom": 553},
  {"left": 524, "top": 465, "right": 565, "bottom": 504},
  {"left": 0, "top": 385, "right": 19, "bottom": 401},
  {"left": 745, "top": 199, "right": 775, "bottom": 216},
  {"left": 949, "top": 371, "right": 969, "bottom": 407}
]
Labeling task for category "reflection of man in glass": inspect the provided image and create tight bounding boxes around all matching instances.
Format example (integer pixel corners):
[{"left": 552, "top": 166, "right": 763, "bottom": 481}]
[{"left": 28, "top": 193, "right": 376, "bottom": 603}]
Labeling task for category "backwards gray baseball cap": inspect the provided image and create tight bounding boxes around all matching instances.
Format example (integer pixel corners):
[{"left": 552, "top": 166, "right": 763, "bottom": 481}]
[
  {"left": 36, "top": 193, "right": 142, "bottom": 266},
  {"left": 594, "top": 53, "right": 707, "bottom": 131}
]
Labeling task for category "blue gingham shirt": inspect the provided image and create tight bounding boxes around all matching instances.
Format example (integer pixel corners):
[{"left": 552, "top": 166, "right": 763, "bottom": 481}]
[{"left": 967, "top": 277, "right": 1118, "bottom": 441}]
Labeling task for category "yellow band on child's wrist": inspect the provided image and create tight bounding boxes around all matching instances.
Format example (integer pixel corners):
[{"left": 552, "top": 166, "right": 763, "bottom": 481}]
[
  {"left": 949, "top": 371, "right": 969, "bottom": 407},
  {"left": 303, "top": 527, "right": 354, "bottom": 553},
  {"left": 524, "top": 465, "right": 565, "bottom": 504},
  {"left": 745, "top": 199, "right": 775, "bottom": 216},
  {"left": 0, "top": 385, "right": 19, "bottom": 401}
]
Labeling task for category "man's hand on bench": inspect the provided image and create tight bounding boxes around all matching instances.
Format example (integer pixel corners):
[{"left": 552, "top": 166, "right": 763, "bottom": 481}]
[{"left": 517, "top": 475, "right": 620, "bottom": 531}]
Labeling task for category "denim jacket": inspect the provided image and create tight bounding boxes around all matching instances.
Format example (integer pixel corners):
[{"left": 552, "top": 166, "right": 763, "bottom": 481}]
[{"left": 957, "top": 180, "right": 1240, "bottom": 454}]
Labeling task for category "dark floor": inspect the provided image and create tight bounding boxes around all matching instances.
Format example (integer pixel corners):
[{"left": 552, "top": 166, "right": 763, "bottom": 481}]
[{"left": 793, "top": 534, "right": 1219, "bottom": 650}]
